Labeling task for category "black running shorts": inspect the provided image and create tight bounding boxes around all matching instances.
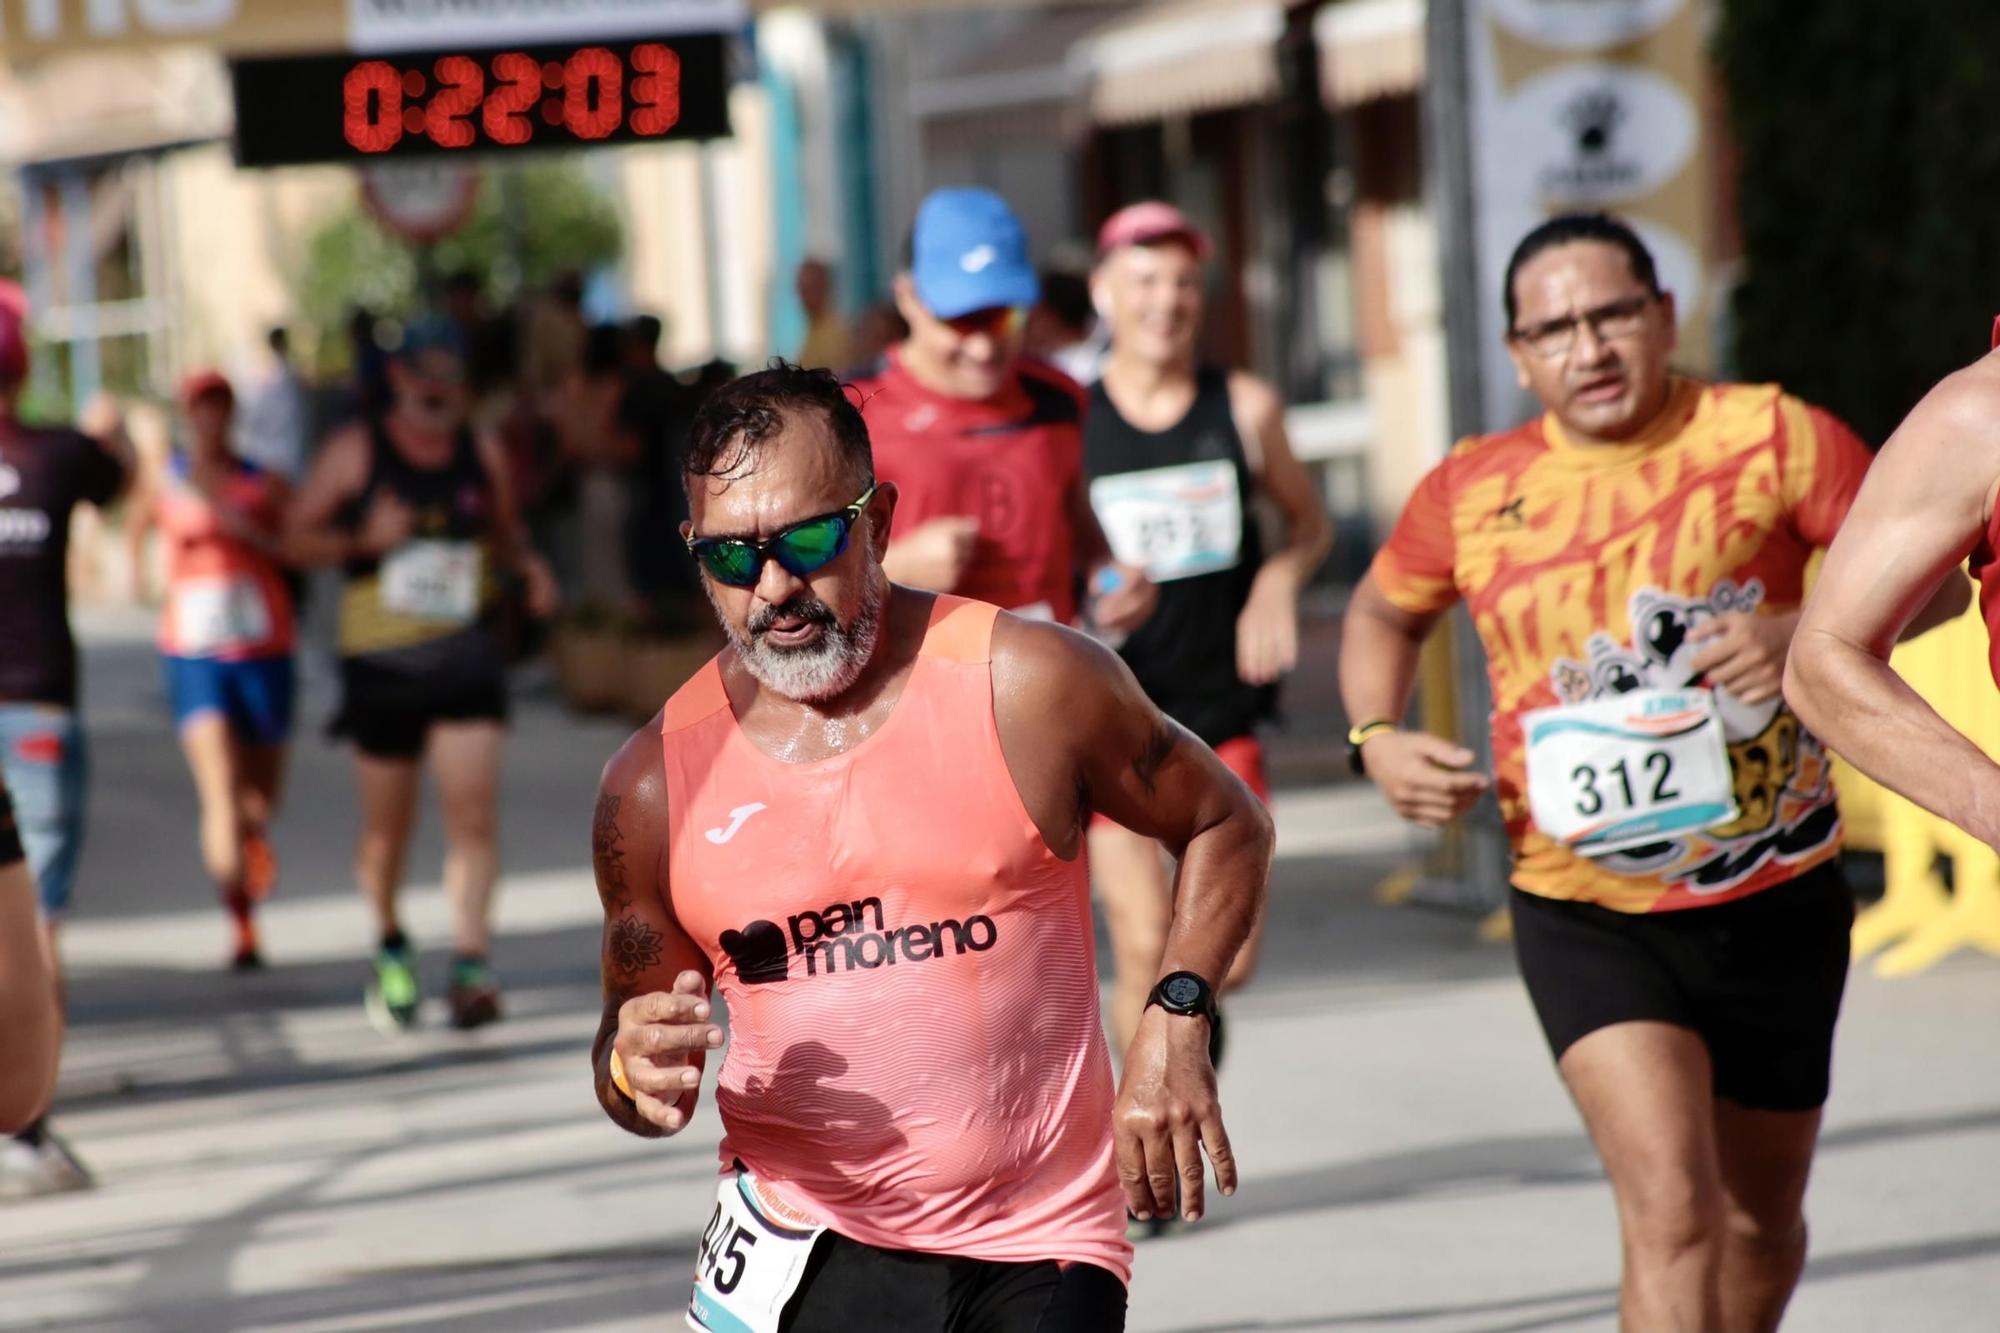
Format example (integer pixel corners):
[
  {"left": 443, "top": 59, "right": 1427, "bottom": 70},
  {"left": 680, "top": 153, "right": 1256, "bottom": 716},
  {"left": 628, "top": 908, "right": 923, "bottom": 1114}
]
[
  {"left": 330, "top": 658, "right": 508, "bottom": 760},
  {"left": 1510, "top": 859, "right": 1855, "bottom": 1112},
  {"left": 778, "top": 1231, "right": 1126, "bottom": 1333}
]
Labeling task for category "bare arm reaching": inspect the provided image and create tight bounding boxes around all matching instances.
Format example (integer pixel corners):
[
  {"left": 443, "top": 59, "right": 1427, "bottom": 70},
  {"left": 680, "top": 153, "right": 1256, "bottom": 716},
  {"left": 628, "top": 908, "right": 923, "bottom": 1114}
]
[
  {"left": 1786, "top": 363, "right": 2000, "bottom": 844},
  {"left": 281, "top": 425, "right": 390, "bottom": 569},
  {"left": 590, "top": 723, "right": 719, "bottom": 1138},
  {"left": 993, "top": 617, "right": 1272, "bottom": 1224},
  {"left": 1229, "top": 372, "right": 1333, "bottom": 684}
]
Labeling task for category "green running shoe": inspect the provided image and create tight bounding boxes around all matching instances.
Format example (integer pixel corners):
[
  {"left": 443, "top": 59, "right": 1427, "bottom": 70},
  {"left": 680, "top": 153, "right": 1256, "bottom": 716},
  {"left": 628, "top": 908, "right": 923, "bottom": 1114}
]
[{"left": 365, "top": 945, "right": 420, "bottom": 1034}]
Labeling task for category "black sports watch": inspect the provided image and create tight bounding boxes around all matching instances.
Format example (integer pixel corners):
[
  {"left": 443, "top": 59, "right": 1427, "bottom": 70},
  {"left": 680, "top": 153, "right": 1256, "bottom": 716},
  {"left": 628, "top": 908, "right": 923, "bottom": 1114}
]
[{"left": 1145, "top": 971, "right": 1219, "bottom": 1024}]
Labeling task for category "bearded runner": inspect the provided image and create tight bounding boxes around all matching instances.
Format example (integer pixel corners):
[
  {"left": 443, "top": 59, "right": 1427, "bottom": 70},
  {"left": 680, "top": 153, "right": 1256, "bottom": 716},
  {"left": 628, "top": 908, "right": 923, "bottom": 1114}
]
[{"left": 587, "top": 363, "right": 1271, "bottom": 1333}]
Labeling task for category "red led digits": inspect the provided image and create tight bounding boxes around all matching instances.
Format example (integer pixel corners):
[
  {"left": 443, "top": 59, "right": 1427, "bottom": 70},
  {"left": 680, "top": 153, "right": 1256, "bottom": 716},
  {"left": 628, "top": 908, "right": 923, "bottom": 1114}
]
[
  {"left": 344, "top": 60, "right": 405, "bottom": 154},
  {"left": 425, "top": 55, "right": 484, "bottom": 149},
  {"left": 631, "top": 43, "right": 681, "bottom": 135},
  {"left": 485, "top": 52, "right": 540, "bottom": 145},
  {"left": 563, "top": 46, "right": 623, "bottom": 141}
]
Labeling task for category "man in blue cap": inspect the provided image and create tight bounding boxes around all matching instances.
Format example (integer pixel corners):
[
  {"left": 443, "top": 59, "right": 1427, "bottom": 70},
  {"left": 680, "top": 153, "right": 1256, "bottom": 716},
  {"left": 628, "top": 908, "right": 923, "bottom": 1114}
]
[{"left": 850, "top": 188, "right": 1152, "bottom": 631}]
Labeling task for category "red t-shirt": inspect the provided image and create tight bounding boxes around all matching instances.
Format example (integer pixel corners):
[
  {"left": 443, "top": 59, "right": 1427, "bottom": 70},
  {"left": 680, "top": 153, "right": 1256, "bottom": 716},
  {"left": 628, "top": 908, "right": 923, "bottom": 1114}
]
[{"left": 850, "top": 348, "right": 1084, "bottom": 622}]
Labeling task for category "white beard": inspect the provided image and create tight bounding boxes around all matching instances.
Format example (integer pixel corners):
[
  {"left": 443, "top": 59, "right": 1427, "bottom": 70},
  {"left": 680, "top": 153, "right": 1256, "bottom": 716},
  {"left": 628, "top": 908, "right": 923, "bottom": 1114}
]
[{"left": 708, "top": 562, "right": 887, "bottom": 703}]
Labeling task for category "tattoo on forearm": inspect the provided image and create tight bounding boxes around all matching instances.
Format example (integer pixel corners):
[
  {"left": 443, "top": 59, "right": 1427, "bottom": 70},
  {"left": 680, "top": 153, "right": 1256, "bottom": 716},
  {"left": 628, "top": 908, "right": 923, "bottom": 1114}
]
[
  {"left": 1133, "top": 722, "right": 1179, "bottom": 797},
  {"left": 609, "top": 916, "right": 664, "bottom": 981},
  {"left": 593, "top": 792, "right": 631, "bottom": 912}
]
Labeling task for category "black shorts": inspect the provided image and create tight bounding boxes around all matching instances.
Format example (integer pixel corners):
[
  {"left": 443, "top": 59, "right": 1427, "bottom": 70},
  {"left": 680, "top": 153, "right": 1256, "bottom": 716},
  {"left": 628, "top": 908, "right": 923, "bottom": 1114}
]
[
  {"left": 330, "top": 659, "right": 508, "bottom": 760},
  {"left": 778, "top": 1231, "right": 1126, "bottom": 1333},
  {"left": 1510, "top": 859, "right": 1855, "bottom": 1112}
]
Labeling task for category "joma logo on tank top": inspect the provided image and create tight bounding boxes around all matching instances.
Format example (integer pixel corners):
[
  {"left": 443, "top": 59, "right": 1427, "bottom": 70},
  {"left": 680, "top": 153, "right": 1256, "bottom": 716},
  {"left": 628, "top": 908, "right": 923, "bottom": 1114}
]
[{"left": 720, "top": 895, "right": 999, "bottom": 984}]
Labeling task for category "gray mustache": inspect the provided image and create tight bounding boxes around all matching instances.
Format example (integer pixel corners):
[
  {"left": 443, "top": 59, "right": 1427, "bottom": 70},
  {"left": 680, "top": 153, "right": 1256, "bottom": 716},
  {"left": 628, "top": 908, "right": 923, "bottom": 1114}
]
[{"left": 750, "top": 598, "right": 838, "bottom": 637}]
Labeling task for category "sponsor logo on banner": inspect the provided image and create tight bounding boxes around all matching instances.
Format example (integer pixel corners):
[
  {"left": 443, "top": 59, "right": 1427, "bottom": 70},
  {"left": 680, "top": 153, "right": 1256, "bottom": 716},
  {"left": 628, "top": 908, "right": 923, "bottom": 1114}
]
[
  {"left": 346, "top": 0, "right": 746, "bottom": 51},
  {"left": 1486, "top": 0, "right": 1683, "bottom": 49},
  {"left": 1502, "top": 64, "right": 1697, "bottom": 204}
]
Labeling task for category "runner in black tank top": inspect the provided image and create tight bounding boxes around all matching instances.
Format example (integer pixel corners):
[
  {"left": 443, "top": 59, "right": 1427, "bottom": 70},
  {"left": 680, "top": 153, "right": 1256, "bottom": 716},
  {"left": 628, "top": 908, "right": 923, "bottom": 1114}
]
[
  {"left": 1085, "top": 367, "right": 1271, "bottom": 745},
  {"left": 1081, "top": 204, "right": 1331, "bottom": 1094},
  {"left": 285, "top": 319, "right": 557, "bottom": 1035}
]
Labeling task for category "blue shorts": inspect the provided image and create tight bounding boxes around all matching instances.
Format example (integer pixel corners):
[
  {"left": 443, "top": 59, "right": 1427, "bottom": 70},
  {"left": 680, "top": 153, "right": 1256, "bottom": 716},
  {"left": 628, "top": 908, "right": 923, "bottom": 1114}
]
[
  {"left": 163, "top": 655, "right": 296, "bottom": 747},
  {"left": 0, "top": 706, "right": 88, "bottom": 919}
]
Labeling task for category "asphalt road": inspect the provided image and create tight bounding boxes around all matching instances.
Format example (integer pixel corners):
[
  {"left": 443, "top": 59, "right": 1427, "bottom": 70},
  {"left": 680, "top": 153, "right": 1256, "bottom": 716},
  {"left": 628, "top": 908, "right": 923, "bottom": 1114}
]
[{"left": 5, "top": 614, "right": 1999, "bottom": 1331}]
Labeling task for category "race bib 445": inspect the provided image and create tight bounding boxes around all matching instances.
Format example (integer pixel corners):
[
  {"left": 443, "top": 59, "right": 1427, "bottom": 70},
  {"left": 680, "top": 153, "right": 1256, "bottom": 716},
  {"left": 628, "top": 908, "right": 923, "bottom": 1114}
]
[{"left": 686, "top": 1169, "right": 826, "bottom": 1333}]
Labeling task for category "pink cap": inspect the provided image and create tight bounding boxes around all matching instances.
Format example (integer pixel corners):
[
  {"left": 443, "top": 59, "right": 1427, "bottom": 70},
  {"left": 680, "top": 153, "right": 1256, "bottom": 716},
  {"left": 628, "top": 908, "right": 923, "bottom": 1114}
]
[
  {"left": 180, "top": 369, "right": 235, "bottom": 409},
  {"left": 0, "top": 281, "right": 27, "bottom": 387},
  {"left": 1095, "top": 201, "right": 1212, "bottom": 263}
]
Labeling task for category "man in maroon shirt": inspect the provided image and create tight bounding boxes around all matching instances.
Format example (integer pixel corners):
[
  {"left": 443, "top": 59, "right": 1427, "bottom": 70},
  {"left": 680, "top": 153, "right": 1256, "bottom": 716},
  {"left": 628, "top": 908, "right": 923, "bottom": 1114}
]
[
  {"left": 849, "top": 188, "right": 1152, "bottom": 633},
  {"left": 0, "top": 285, "right": 133, "bottom": 1195}
]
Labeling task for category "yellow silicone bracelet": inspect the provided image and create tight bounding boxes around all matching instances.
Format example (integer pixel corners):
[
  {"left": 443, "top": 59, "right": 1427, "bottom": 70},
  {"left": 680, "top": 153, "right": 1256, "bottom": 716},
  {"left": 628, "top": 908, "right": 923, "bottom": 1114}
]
[
  {"left": 609, "top": 1049, "right": 634, "bottom": 1099},
  {"left": 1347, "top": 719, "right": 1398, "bottom": 747}
]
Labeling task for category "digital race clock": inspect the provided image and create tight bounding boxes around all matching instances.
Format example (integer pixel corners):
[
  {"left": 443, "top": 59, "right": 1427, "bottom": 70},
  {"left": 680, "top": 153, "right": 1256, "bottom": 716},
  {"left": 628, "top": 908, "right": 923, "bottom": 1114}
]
[{"left": 230, "top": 35, "right": 730, "bottom": 168}]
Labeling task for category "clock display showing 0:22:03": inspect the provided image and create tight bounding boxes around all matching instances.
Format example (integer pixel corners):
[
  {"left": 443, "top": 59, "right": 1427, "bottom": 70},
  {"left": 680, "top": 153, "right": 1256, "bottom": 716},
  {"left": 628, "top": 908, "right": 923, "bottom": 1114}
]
[{"left": 343, "top": 44, "right": 681, "bottom": 154}]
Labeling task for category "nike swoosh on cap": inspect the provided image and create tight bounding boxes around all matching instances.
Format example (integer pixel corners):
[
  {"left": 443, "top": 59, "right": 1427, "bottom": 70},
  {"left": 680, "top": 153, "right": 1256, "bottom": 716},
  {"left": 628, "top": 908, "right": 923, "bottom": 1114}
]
[{"left": 960, "top": 245, "right": 997, "bottom": 274}]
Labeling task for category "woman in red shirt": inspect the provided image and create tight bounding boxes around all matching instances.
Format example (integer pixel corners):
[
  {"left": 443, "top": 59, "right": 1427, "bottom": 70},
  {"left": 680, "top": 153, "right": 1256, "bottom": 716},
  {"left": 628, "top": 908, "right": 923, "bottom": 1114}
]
[{"left": 131, "top": 372, "right": 298, "bottom": 968}]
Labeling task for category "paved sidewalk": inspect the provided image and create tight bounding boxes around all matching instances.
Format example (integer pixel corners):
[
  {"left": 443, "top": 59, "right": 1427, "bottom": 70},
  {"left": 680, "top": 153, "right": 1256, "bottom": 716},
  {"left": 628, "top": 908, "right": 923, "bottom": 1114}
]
[{"left": 5, "top": 627, "right": 2000, "bottom": 1331}]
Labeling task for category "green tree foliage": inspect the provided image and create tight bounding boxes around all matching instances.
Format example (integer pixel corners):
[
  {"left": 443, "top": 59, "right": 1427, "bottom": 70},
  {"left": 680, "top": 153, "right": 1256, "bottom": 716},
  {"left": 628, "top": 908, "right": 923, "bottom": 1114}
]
[
  {"left": 1717, "top": 2, "right": 2000, "bottom": 445},
  {"left": 296, "top": 160, "right": 623, "bottom": 348}
]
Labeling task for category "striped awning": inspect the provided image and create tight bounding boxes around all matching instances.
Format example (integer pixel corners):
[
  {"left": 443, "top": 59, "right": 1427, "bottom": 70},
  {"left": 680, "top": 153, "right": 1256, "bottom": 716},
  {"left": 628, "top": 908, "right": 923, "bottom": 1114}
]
[
  {"left": 1071, "top": 0, "right": 1285, "bottom": 127},
  {"left": 1315, "top": 0, "right": 1425, "bottom": 109}
]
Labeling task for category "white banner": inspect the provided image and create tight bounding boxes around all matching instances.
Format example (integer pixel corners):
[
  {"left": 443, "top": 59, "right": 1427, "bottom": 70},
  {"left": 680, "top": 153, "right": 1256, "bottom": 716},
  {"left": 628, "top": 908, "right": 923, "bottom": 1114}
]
[
  {"left": 347, "top": 0, "right": 744, "bottom": 51},
  {"left": 0, "top": 0, "right": 741, "bottom": 57}
]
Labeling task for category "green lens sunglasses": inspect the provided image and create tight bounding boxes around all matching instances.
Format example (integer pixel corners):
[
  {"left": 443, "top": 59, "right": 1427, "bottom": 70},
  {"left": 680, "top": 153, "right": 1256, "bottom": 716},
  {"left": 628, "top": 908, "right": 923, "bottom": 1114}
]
[{"left": 684, "top": 483, "right": 879, "bottom": 588}]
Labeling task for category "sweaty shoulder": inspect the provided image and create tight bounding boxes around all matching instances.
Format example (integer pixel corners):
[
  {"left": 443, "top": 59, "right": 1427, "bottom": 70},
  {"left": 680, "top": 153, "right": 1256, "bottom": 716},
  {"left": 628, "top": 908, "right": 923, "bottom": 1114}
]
[
  {"left": 600, "top": 716, "right": 671, "bottom": 842},
  {"left": 989, "top": 612, "right": 1122, "bottom": 726}
]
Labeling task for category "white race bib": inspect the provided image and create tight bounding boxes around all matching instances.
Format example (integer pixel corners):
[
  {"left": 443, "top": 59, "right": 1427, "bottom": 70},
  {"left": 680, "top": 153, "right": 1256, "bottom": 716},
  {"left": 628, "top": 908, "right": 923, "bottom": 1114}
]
[
  {"left": 1522, "top": 688, "right": 1740, "bottom": 856},
  {"left": 1090, "top": 459, "right": 1242, "bottom": 583},
  {"left": 380, "top": 540, "right": 481, "bottom": 624},
  {"left": 171, "top": 577, "right": 272, "bottom": 656},
  {"left": 686, "top": 1169, "right": 827, "bottom": 1333}
]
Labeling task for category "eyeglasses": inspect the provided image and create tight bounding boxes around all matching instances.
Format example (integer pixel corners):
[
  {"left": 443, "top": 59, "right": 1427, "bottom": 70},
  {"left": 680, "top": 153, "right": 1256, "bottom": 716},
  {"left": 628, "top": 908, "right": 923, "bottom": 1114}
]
[
  {"left": 943, "top": 306, "right": 1029, "bottom": 340},
  {"left": 684, "top": 484, "right": 879, "bottom": 588},
  {"left": 1510, "top": 293, "right": 1657, "bottom": 359}
]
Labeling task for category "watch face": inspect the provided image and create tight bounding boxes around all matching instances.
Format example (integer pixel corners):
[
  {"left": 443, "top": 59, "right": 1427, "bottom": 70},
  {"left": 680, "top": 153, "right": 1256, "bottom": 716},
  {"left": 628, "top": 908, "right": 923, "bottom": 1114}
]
[{"left": 1163, "top": 975, "right": 1203, "bottom": 1009}]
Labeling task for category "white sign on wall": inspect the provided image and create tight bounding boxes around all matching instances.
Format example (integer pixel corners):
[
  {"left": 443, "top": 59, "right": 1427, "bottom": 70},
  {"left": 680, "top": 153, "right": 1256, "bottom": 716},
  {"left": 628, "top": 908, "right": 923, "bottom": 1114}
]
[
  {"left": 1464, "top": 0, "right": 1708, "bottom": 432},
  {"left": 346, "top": 0, "right": 745, "bottom": 52},
  {"left": 1485, "top": 0, "right": 1681, "bottom": 49}
]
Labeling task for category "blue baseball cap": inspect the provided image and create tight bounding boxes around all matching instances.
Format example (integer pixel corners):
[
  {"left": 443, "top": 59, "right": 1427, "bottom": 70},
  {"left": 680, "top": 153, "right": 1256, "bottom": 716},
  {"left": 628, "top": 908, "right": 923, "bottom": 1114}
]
[{"left": 909, "top": 188, "right": 1041, "bottom": 320}]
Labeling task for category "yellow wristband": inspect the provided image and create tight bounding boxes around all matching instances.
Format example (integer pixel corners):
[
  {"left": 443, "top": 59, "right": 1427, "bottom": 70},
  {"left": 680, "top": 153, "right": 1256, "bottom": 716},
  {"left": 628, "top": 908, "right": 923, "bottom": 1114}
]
[
  {"left": 609, "top": 1049, "right": 634, "bottom": 1100},
  {"left": 1347, "top": 719, "right": 1398, "bottom": 748}
]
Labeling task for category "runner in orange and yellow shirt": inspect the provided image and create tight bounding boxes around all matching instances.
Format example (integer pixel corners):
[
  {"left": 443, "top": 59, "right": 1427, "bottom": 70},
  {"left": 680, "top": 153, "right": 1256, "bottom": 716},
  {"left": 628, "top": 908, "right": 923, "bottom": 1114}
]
[{"left": 1339, "top": 213, "right": 1961, "bottom": 1333}]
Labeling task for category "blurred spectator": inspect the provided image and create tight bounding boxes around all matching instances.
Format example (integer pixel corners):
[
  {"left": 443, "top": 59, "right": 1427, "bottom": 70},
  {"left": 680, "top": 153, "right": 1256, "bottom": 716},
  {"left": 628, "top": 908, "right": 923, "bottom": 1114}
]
[
  {"left": 1029, "top": 268, "right": 1106, "bottom": 386},
  {"left": 619, "top": 315, "right": 698, "bottom": 620},
  {"left": 558, "top": 324, "right": 641, "bottom": 615},
  {"left": 794, "top": 257, "right": 848, "bottom": 370},
  {"left": 237, "top": 327, "right": 308, "bottom": 481},
  {"left": 843, "top": 301, "right": 909, "bottom": 375},
  {"left": 440, "top": 269, "right": 514, "bottom": 407},
  {"left": 526, "top": 270, "right": 588, "bottom": 422},
  {"left": 345, "top": 308, "right": 391, "bottom": 425}
]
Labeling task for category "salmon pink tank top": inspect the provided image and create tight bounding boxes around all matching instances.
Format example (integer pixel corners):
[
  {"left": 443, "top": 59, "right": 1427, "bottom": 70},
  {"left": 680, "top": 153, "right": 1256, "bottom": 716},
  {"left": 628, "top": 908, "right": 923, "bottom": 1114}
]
[
  {"left": 658, "top": 595, "right": 1130, "bottom": 1282},
  {"left": 155, "top": 457, "right": 295, "bottom": 661}
]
